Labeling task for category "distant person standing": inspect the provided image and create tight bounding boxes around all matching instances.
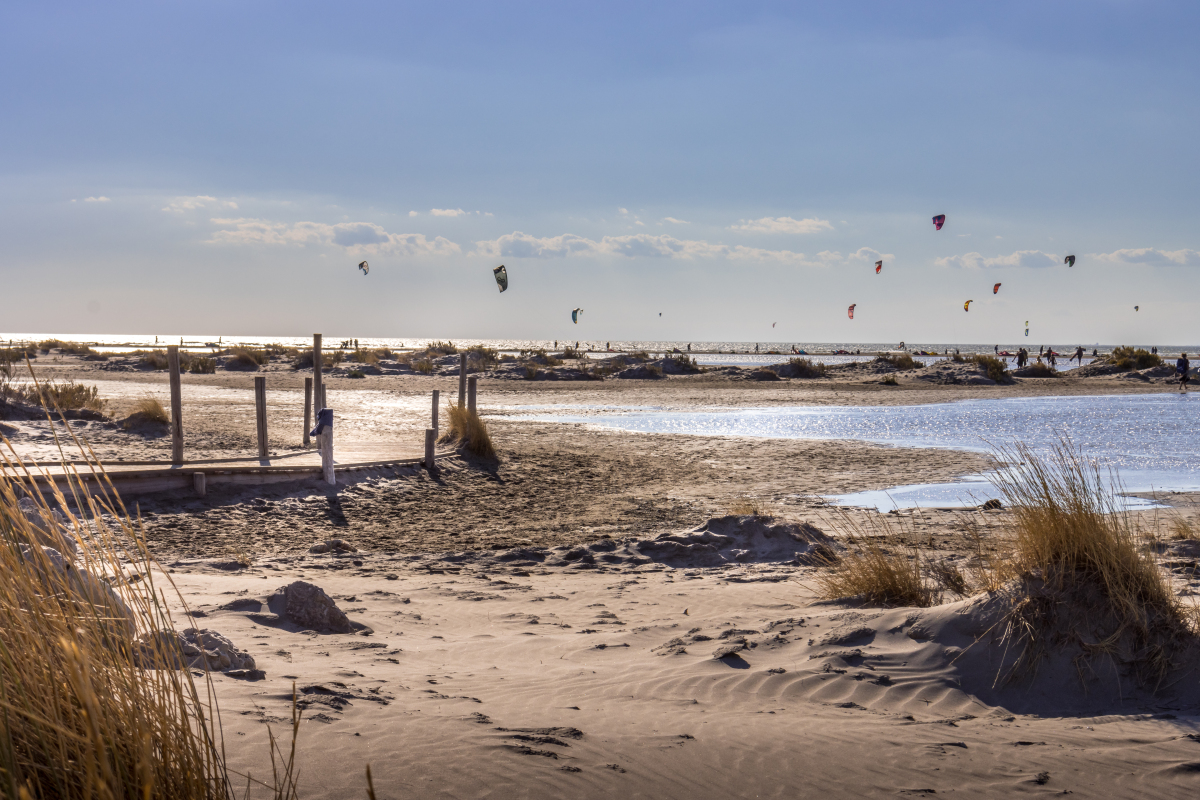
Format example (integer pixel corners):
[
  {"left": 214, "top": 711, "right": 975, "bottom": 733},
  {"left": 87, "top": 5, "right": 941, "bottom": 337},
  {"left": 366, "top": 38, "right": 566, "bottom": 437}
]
[
  {"left": 1072, "top": 346, "right": 1085, "bottom": 365},
  {"left": 1178, "top": 353, "right": 1191, "bottom": 391},
  {"left": 1047, "top": 350, "right": 1057, "bottom": 368}
]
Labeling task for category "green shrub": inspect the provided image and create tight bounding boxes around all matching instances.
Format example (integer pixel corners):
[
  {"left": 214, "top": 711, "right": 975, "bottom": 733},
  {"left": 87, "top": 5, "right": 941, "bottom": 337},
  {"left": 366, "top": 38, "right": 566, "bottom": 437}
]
[
  {"left": 413, "top": 358, "right": 434, "bottom": 374},
  {"left": 188, "top": 356, "right": 216, "bottom": 374},
  {"left": 1109, "top": 346, "right": 1162, "bottom": 371},
  {"left": 970, "top": 354, "right": 1009, "bottom": 383},
  {"left": 292, "top": 349, "right": 343, "bottom": 370}
]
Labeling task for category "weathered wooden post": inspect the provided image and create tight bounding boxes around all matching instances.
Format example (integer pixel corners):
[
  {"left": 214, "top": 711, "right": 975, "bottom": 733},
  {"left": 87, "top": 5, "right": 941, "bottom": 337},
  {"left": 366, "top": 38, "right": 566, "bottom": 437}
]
[
  {"left": 167, "top": 345, "right": 183, "bottom": 464},
  {"left": 303, "top": 377, "right": 312, "bottom": 446},
  {"left": 431, "top": 389, "right": 440, "bottom": 437},
  {"left": 254, "top": 376, "right": 268, "bottom": 458},
  {"left": 320, "top": 385, "right": 327, "bottom": 412},
  {"left": 425, "top": 428, "right": 436, "bottom": 470},
  {"left": 312, "top": 333, "right": 323, "bottom": 408},
  {"left": 193, "top": 472, "right": 206, "bottom": 497},
  {"left": 458, "top": 353, "right": 467, "bottom": 407},
  {"left": 467, "top": 376, "right": 477, "bottom": 415},
  {"left": 312, "top": 408, "right": 335, "bottom": 485}
]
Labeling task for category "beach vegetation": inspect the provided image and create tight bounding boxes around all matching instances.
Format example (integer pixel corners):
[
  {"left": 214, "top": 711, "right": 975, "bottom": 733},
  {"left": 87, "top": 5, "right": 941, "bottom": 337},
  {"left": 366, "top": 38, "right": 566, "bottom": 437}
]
[
  {"left": 25, "top": 379, "right": 107, "bottom": 413},
  {"left": 439, "top": 403, "right": 497, "bottom": 459},
  {"left": 1109, "top": 346, "right": 1162, "bottom": 371},
  {"left": 129, "top": 396, "right": 170, "bottom": 425},
  {"left": 135, "top": 349, "right": 170, "bottom": 370},
  {"left": 881, "top": 375, "right": 898, "bottom": 385},
  {"left": 292, "top": 349, "right": 344, "bottom": 370},
  {"left": 560, "top": 346, "right": 579, "bottom": 359},
  {"left": 413, "top": 358, "right": 434, "bottom": 375},
  {"left": 786, "top": 357, "right": 827, "bottom": 378},
  {"left": 519, "top": 348, "right": 560, "bottom": 366},
  {"left": 188, "top": 356, "right": 216, "bottom": 374},
  {"left": 427, "top": 340, "right": 458, "bottom": 355},
  {"left": 882, "top": 353, "right": 919, "bottom": 370},
  {"left": 347, "top": 368, "right": 366, "bottom": 379},
  {"left": 668, "top": 354, "right": 701, "bottom": 373},
  {"left": 523, "top": 363, "right": 540, "bottom": 380},
  {"left": 726, "top": 497, "right": 761, "bottom": 516},
  {"left": 1019, "top": 362, "right": 1057, "bottom": 378},
  {"left": 645, "top": 363, "right": 664, "bottom": 378},
  {"left": 466, "top": 345, "right": 499, "bottom": 371},
  {"left": 970, "top": 354, "right": 1010, "bottom": 383},
  {"left": 815, "top": 522, "right": 933, "bottom": 607},
  {"left": 350, "top": 348, "right": 379, "bottom": 366},
  {"left": 499, "top": 353, "right": 516, "bottom": 363},
  {"left": 225, "top": 347, "right": 268, "bottom": 368}
]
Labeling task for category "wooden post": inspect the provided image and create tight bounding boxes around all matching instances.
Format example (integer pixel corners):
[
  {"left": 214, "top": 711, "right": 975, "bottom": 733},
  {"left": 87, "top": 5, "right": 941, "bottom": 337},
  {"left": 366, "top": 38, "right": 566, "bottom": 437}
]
[
  {"left": 467, "top": 376, "right": 477, "bottom": 415},
  {"left": 167, "top": 346, "right": 183, "bottom": 465},
  {"left": 425, "top": 428, "right": 436, "bottom": 470},
  {"left": 303, "top": 377, "right": 312, "bottom": 446},
  {"left": 320, "top": 385, "right": 327, "bottom": 411},
  {"left": 312, "top": 333, "right": 323, "bottom": 409},
  {"left": 254, "top": 376, "right": 268, "bottom": 459},
  {"left": 431, "top": 389, "right": 440, "bottom": 437},
  {"left": 320, "top": 417, "right": 335, "bottom": 485},
  {"left": 458, "top": 353, "right": 466, "bottom": 407},
  {"left": 193, "top": 472, "right": 206, "bottom": 497}
]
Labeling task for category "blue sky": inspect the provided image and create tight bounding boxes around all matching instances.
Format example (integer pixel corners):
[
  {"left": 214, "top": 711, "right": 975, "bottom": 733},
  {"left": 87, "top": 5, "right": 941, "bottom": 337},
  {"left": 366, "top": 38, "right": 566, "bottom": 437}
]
[{"left": 3, "top": 1, "right": 1199, "bottom": 345}]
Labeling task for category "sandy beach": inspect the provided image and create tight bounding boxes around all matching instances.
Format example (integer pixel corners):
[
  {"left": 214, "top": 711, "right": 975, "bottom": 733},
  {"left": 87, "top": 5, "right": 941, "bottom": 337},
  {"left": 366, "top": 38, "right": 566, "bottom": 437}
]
[{"left": 5, "top": 351, "right": 1200, "bottom": 798}]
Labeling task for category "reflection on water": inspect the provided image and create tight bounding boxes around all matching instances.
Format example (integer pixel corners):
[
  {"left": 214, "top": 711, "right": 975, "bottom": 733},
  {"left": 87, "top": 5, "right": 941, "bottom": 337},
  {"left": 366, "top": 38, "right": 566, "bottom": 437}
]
[{"left": 515, "top": 393, "right": 1199, "bottom": 509}]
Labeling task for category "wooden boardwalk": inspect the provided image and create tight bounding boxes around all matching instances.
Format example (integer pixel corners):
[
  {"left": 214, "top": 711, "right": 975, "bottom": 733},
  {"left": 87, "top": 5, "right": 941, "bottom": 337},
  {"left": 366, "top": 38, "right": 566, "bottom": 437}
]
[{"left": 4, "top": 441, "right": 446, "bottom": 497}]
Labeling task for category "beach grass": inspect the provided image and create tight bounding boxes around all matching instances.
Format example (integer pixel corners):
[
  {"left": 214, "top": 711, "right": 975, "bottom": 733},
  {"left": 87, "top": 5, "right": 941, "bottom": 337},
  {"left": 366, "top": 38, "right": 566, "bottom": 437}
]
[
  {"left": 1020, "top": 362, "right": 1057, "bottom": 378},
  {"left": 131, "top": 396, "right": 170, "bottom": 425},
  {"left": 350, "top": 349, "right": 379, "bottom": 366},
  {"left": 28, "top": 379, "right": 106, "bottom": 412},
  {"left": 292, "top": 349, "right": 344, "bottom": 370},
  {"left": 970, "top": 354, "right": 1010, "bottom": 383},
  {"left": 786, "top": 357, "right": 827, "bottom": 378},
  {"left": 413, "top": 358, "right": 434, "bottom": 375},
  {"left": 815, "top": 516, "right": 933, "bottom": 607},
  {"left": 439, "top": 403, "right": 497, "bottom": 459},
  {"left": 882, "top": 353, "right": 919, "bottom": 371},
  {"left": 188, "top": 356, "right": 216, "bottom": 374},
  {"left": 1109, "top": 346, "right": 1162, "bottom": 371}
]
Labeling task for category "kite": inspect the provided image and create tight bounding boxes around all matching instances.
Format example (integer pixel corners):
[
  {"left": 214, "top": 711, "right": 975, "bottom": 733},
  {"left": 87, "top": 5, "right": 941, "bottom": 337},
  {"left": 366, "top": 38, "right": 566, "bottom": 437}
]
[
  {"left": 493, "top": 265, "right": 508, "bottom": 293},
  {"left": 358, "top": 261, "right": 369, "bottom": 275},
  {"left": 1065, "top": 255, "right": 1076, "bottom": 267},
  {"left": 1025, "top": 320, "right": 1029, "bottom": 337},
  {"left": 993, "top": 283, "right": 1001, "bottom": 294},
  {"left": 772, "top": 322, "right": 776, "bottom": 328},
  {"left": 659, "top": 312, "right": 662, "bottom": 316},
  {"left": 847, "top": 304, "right": 856, "bottom": 320},
  {"left": 933, "top": 214, "right": 946, "bottom": 231},
  {"left": 571, "top": 308, "right": 583, "bottom": 324},
  {"left": 964, "top": 300, "right": 973, "bottom": 312},
  {"left": 1134, "top": 305, "right": 1140, "bottom": 311},
  {"left": 875, "top": 260, "right": 883, "bottom": 274}
]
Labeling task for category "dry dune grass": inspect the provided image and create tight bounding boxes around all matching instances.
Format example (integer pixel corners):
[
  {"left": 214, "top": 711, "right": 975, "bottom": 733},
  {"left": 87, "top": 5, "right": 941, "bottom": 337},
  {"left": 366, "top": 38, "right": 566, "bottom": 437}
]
[
  {"left": 815, "top": 514, "right": 934, "bottom": 607},
  {"left": 439, "top": 404, "right": 497, "bottom": 459},
  {"left": 0, "top": 397, "right": 303, "bottom": 798},
  {"left": 131, "top": 396, "right": 170, "bottom": 424}
]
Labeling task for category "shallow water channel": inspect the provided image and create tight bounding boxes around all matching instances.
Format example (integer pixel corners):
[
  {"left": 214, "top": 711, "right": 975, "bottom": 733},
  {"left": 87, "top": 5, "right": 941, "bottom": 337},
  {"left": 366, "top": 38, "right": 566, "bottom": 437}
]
[{"left": 510, "top": 393, "right": 1200, "bottom": 511}]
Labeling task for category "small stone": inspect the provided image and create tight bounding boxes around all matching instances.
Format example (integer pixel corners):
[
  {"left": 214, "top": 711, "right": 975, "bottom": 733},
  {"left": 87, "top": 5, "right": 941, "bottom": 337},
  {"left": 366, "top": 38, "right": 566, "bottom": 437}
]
[{"left": 275, "top": 581, "right": 352, "bottom": 633}]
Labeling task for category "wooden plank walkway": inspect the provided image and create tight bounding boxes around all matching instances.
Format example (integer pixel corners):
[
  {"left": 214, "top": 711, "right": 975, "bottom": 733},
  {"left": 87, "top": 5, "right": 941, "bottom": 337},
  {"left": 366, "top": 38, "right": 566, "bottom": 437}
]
[{"left": 3, "top": 441, "right": 447, "bottom": 497}]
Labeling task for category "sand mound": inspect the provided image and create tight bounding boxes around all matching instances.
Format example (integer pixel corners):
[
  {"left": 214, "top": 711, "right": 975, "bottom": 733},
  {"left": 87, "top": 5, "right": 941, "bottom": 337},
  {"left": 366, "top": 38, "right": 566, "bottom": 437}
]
[
  {"left": 449, "top": 515, "right": 840, "bottom": 572},
  {"left": 119, "top": 410, "right": 169, "bottom": 437},
  {"left": 911, "top": 361, "right": 998, "bottom": 385}
]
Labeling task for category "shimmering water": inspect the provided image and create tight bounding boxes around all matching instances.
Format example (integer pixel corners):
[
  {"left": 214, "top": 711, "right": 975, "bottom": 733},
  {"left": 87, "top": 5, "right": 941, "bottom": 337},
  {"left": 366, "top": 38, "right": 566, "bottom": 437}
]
[{"left": 512, "top": 393, "right": 1199, "bottom": 510}]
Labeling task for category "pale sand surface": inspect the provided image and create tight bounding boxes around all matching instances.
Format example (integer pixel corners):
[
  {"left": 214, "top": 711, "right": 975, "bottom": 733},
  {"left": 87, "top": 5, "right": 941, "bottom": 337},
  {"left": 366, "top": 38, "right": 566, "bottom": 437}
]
[{"left": 8, "top": 357, "right": 1200, "bottom": 797}]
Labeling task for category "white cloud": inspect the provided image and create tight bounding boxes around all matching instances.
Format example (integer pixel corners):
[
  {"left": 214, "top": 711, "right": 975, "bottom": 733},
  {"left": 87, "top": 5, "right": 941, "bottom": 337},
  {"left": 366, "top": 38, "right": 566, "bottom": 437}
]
[
  {"left": 163, "top": 195, "right": 237, "bottom": 213},
  {"left": 729, "top": 216, "right": 833, "bottom": 234},
  {"left": 936, "top": 250, "right": 1059, "bottom": 269},
  {"left": 845, "top": 247, "right": 893, "bottom": 264},
  {"left": 430, "top": 208, "right": 466, "bottom": 217},
  {"left": 409, "top": 210, "right": 419, "bottom": 217},
  {"left": 473, "top": 231, "right": 814, "bottom": 262},
  {"left": 618, "top": 208, "right": 629, "bottom": 215},
  {"left": 661, "top": 217, "right": 690, "bottom": 225},
  {"left": 84, "top": 196, "right": 111, "bottom": 203},
  {"left": 1091, "top": 247, "right": 1200, "bottom": 267},
  {"left": 209, "top": 218, "right": 461, "bottom": 256}
]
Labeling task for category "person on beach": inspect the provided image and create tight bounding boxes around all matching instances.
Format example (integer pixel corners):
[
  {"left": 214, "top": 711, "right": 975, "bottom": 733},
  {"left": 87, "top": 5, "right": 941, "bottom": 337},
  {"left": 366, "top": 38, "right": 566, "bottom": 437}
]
[
  {"left": 1072, "top": 346, "right": 1085, "bottom": 365},
  {"left": 1177, "top": 353, "right": 1190, "bottom": 391},
  {"left": 1047, "top": 350, "right": 1057, "bottom": 367}
]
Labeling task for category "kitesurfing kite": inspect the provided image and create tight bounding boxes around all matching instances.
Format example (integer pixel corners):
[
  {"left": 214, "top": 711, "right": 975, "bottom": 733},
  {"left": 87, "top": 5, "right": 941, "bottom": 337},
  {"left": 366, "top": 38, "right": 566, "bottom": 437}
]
[
  {"left": 847, "top": 304, "right": 856, "bottom": 320},
  {"left": 1065, "top": 255, "right": 1076, "bottom": 267},
  {"left": 493, "top": 265, "right": 508, "bottom": 293},
  {"left": 933, "top": 214, "right": 946, "bottom": 231},
  {"left": 571, "top": 308, "right": 583, "bottom": 324},
  {"left": 875, "top": 260, "right": 883, "bottom": 274},
  {"left": 358, "top": 261, "right": 369, "bottom": 275},
  {"left": 1134, "top": 305, "right": 1140, "bottom": 311},
  {"left": 993, "top": 283, "right": 1001, "bottom": 294},
  {"left": 772, "top": 322, "right": 776, "bottom": 328},
  {"left": 1025, "top": 320, "right": 1030, "bottom": 337},
  {"left": 964, "top": 300, "right": 973, "bottom": 312}
]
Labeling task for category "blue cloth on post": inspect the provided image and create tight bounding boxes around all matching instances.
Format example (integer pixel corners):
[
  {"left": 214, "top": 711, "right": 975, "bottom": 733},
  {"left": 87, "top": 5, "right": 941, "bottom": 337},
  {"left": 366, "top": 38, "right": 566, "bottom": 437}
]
[{"left": 311, "top": 408, "right": 333, "bottom": 437}]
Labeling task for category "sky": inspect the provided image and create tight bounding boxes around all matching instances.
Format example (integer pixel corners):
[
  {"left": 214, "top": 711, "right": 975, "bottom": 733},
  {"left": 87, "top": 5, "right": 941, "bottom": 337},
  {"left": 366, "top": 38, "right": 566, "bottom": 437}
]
[{"left": 2, "top": 1, "right": 1199, "bottom": 345}]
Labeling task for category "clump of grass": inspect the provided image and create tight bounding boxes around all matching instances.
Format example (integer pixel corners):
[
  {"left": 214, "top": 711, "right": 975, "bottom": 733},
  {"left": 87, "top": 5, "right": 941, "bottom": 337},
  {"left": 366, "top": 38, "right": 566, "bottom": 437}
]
[
  {"left": 27, "top": 380, "right": 106, "bottom": 412},
  {"left": 726, "top": 496, "right": 761, "bottom": 516},
  {"left": 1019, "top": 362, "right": 1057, "bottom": 378},
  {"left": 350, "top": 349, "right": 379, "bottom": 366},
  {"left": 927, "top": 558, "right": 970, "bottom": 597},
  {"left": 969, "top": 354, "right": 1010, "bottom": 383},
  {"left": 427, "top": 340, "right": 458, "bottom": 355},
  {"left": 225, "top": 347, "right": 267, "bottom": 368},
  {"left": 786, "top": 357, "right": 827, "bottom": 378},
  {"left": 1166, "top": 515, "right": 1199, "bottom": 541},
  {"left": 881, "top": 375, "right": 898, "bottom": 386},
  {"left": 668, "top": 354, "right": 700, "bottom": 373},
  {"left": 988, "top": 441, "right": 1193, "bottom": 686},
  {"left": 413, "top": 357, "right": 434, "bottom": 375},
  {"left": 466, "top": 345, "right": 499, "bottom": 371},
  {"left": 645, "top": 363, "right": 664, "bottom": 378},
  {"left": 882, "top": 353, "right": 919, "bottom": 370},
  {"left": 347, "top": 368, "right": 365, "bottom": 379},
  {"left": 499, "top": 353, "right": 517, "bottom": 363},
  {"left": 815, "top": 520, "right": 934, "bottom": 608},
  {"left": 188, "top": 356, "right": 216, "bottom": 374},
  {"left": 438, "top": 403, "right": 497, "bottom": 459},
  {"left": 523, "top": 363, "right": 541, "bottom": 380},
  {"left": 561, "top": 346, "right": 579, "bottom": 359},
  {"left": 292, "top": 349, "right": 344, "bottom": 370},
  {"left": 0, "top": 446, "right": 286, "bottom": 798},
  {"left": 1108, "top": 346, "right": 1162, "bottom": 371},
  {"left": 519, "top": 348, "right": 561, "bottom": 366},
  {"left": 136, "top": 349, "right": 170, "bottom": 370},
  {"left": 130, "top": 396, "right": 169, "bottom": 425}
]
